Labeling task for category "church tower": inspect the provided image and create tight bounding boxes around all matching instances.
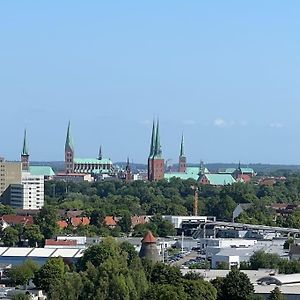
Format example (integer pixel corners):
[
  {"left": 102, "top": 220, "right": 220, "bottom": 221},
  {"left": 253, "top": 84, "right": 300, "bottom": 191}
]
[
  {"left": 148, "top": 120, "right": 164, "bottom": 181},
  {"left": 125, "top": 157, "right": 132, "bottom": 182},
  {"left": 21, "top": 129, "right": 30, "bottom": 171},
  {"left": 178, "top": 133, "right": 186, "bottom": 173},
  {"left": 65, "top": 122, "right": 74, "bottom": 174},
  {"left": 147, "top": 120, "right": 156, "bottom": 181}
]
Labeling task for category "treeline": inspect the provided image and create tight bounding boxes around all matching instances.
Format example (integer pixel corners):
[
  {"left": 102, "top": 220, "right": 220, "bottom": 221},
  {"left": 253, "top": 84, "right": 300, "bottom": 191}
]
[
  {"left": 8, "top": 237, "right": 276, "bottom": 300},
  {"left": 45, "top": 175, "right": 300, "bottom": 226},
  {"left": 241, "top": 250, "right": 300, "bottom": 274}
]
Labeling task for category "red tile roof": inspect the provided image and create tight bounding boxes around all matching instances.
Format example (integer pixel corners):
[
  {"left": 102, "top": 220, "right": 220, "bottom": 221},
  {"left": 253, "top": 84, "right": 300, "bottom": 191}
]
[
  {"left": 70, "top": 217, "right": 90, "bottom": 227},
  {"left": 142, "top": 231, "right": 157, "bottom": 244},
  {"left": 131, "top": 215, "right": 150, "bottom": 227},
  {"left": 104, "top": 216, "right": 117, "bottom": 227},
  {"left": 45, "top": 239, "right": 77, "bottom": 246},
  {"left": 81, "top": 217, "right": 90, "bottom": 226},
  {"left": 57, "top": 220, "right": 68, "bottom": 229},
  {"left": 2, "top": 215, "right": 33, "bottom": 226}
]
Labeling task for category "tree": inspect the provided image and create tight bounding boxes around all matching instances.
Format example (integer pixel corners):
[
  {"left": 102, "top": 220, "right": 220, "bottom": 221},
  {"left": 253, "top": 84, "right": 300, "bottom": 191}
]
[
  {"left": 23, "top": 224, "right": 44, "bottom": 247},
  {"left": 118, "top": 213, "right": 132, "bottom": 234},
  {"left": 1, "top": 226, "right": 19, "bottom": 246},
  {"left": 151, "top": 215, "right": 176, "bottom": 237},
  {"left": 144, "top": 284, "right": 187, "bottom": 300},
  {"left": 89, "top": 210, "right": 105, "bottom": 227},
  {"left": 35, "top": 206, "right": 59, "bottom": 239},
  {"left": 150, "top": 263, "right": 182, "bottom": 285},
  {"left": 0, "top": 204, "right": 15, "bottom": 215},
  {"left": 249, "top": 251, "right": 281, "bottom": 270},
  {"left": 120, "top": 241, "right": 138, "bottom": 266},
  {"left": 222, "top": 268, "right": 254, "bottom": 300},
  {"left": 9, "top": 260, "right": 39, "bottom": 287},
  {"left": 33, "top": 257, "right": 66, "bottom": 296},
  {"left": 183, "top": 279, "right": 217, "bottom": 300},
  {"left": 77, "top": 237, "right": 120, "bottom": 271},
  {"left": 269, "top": 287, "right": 285, "bottom": 300},
  {"left": 211, "top": 277, "right": 225, "bottom": 300},
  {"left": 59, "top": 272, "right": 83, "bottom": 300}
]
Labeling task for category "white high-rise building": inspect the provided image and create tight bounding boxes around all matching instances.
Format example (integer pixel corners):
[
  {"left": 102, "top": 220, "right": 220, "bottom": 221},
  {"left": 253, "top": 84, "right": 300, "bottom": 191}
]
[{"left": 21, "top": 172, "right": 44, "bottom": 210}]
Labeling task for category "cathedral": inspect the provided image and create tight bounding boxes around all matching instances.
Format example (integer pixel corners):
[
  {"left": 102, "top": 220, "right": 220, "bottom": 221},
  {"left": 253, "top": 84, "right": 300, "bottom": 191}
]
[
  {"left": 64, "top": 122, "right": 113, "bottom": 175},
  {"left": 147, "top": 120, "right": 165, "bottom": 181}
]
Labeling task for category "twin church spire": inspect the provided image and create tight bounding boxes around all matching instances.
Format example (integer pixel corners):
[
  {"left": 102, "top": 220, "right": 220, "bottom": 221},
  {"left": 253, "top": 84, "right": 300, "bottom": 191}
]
[
  {"left": 148, "top": 119, "right": 187, "bottom": 180},
  {"left": 149, "top": 120, "right": 162, "bottom": 159}
]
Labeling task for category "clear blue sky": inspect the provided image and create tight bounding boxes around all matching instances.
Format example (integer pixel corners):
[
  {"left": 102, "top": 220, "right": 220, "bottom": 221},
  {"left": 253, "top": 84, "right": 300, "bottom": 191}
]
[{"left": 1, "top": 1, "right": 300, "bottom": 164}]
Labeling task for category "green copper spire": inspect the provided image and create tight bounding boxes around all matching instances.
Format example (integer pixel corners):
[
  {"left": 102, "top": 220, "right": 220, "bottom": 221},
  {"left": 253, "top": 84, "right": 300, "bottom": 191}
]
[
  {"left": 153, "top": 119, "right": 162, "bottom": 158},
  {"left": 98, "top": 145, "right": 103, "bottom": 160},
  {"left": 180, "top": 133, "right": 185, "bottom": 157},
  {"left": 22, "top": 129, "right": 29, "bottom": 156},
  {"left": 149, "top": 120, "right": 156, "bottom": 158},
  {"left": 65, "top": 121, "right": 74, "bottom": 152}
]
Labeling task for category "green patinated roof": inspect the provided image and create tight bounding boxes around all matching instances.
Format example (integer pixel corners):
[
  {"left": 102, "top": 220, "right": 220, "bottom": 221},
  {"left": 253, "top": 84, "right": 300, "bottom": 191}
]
[
  {"left": 164, "top": 172, "right": 199, "bottom": 181},
  {"left": 65, "top": 121, "right": 74, "bottom": 152},
  {"left": 153, "top": 120, "right": 163, "bottom": 159},
  {"left": 223, "top": 167, "right": 255, "bottom": 174},
  {"left": 202, "top": 174, "right": 236, "bottom": 185},
  {"left": 186, "top": 167, "right": 200, "bottom": 174},
  {"left": 22, "top": 129, "right": 29, "bottom": 156},
  {"left": 29, "top": 166, "right": 55, "bottom": 176},
  {"left": 223, "top": 168, "right": 236, "bottom": 174},
  {"left": 149, "top": 121, "right": 156, "bottom": 158},
  {"left": 74, "top": 158, "right": 112, "bottom": 164},
  {"left": 179, "top": 133, "right": 185, "bottom": 157},
  {"left": 164, "top": 166, "right": 201, "bottom": 181}
]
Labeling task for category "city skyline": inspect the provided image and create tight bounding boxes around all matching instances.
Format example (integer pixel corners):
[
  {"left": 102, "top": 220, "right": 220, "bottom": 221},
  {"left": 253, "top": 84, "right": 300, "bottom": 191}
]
[{"left": 1, "top": 1, "right": 300, "bottom": 164}]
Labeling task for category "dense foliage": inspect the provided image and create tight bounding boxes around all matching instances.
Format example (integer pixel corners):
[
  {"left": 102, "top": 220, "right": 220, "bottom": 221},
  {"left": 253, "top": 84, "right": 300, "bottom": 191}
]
[
  {"left": 43, "top": 175, "right": 300, "bottom": 234},
  {"left": 9, "top": 238, "right": 220, "bottom": 300},
  {"left": 242, "top": 250, "right": 300, "bottom": 274}
]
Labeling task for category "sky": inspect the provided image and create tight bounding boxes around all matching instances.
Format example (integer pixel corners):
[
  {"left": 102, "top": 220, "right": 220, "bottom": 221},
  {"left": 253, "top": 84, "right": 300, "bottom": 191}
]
[{"left": 1, "top": 1, "right": 300, "bottom": 165}]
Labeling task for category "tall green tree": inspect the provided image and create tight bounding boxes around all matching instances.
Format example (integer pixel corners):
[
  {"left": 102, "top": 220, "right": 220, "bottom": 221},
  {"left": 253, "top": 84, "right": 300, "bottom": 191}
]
[
  {"left": 35, "top": 206, "right": 59, "bottom": 239},
  {"left": 118, "top": 213, "right": 132, "bottom": 234},
  {"left": 33, "top": 257, "right": 66, "bottom": 297},
  {"left": 9, "top": 260, "right": 39, "bottom": 286},
  {"left": 183, "top": 279, "right": 217, "bottom": 300},
  {"left": 1, "top": 226, "right": 19, "bottom": 246},
  {"left": 221, "top": 269, "right": 254, "bottom": 300},
  {"left": 23, "top": 224, "right": 44, "bottom": 247},
  {"left": 150, "top": 263, "right": 182, "bottom": 285},
  {"left": 144, "top": 284, "right": 187, "bottom": 300}
]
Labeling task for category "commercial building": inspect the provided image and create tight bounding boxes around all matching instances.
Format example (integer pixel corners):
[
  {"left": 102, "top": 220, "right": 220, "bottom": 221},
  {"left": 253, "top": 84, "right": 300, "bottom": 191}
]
[{"left": 0, "top": 158, "right": 22, "bottom": 196}]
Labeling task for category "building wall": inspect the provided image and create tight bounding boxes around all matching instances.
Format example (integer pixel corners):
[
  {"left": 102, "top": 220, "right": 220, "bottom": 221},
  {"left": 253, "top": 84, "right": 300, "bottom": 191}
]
[
  {"left": 150, "top": 159, "right": 164, "bottom": 181},
  {"left": 0, "top": 184, "right": 23, "bottom": 208},
  {"left": 179, "top": 157, "right": 187, "bottom": 173},
  {"left": 0, "top": 158, "right": 22, "bottom": 196},
  {"left": 65, "top": 149, "right": 74, "bottom": 174}
]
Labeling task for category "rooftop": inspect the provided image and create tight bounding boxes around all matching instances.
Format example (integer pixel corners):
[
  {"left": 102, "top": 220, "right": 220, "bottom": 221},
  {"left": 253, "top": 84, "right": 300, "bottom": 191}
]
[
  {"left": 29, "top": 166, "right": 55, "bottom": 176},
  {"left": 142, "top": 231, "right": 157, "bottom": 244},
  {"left": 74, "top": 158, "right": 112, "bottom": 164},
  {"left": 202, "top": 174, "right": 236, "bottom": 185}
]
